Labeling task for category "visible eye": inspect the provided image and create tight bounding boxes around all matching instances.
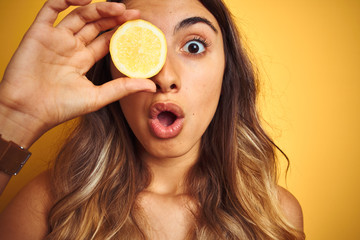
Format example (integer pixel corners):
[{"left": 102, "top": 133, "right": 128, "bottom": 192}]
[{"left": 183, "top": 39, "right": 206, "bottom": 54}]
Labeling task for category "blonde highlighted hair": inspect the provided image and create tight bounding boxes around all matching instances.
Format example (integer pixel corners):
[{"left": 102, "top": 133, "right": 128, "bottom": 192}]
[{"left": 45, "top": 0, "right": 305, "bottom": 239}]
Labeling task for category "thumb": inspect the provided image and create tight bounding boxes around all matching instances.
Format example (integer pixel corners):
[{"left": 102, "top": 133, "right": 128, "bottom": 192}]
[{"left": 95, "top": 77, "right": 156, "bottom": 106}]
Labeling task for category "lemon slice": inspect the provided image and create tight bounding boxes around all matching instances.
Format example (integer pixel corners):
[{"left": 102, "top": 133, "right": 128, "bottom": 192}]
[{"left": 110, "top": 19, "right": 167, "bottom": 79}]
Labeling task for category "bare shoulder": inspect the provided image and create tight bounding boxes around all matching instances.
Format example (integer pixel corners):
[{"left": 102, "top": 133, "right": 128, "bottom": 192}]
[
  {"left": 0, "top": 171, "right": 53, "bottom": 240},
  {"left": 277, "top": 186, "right": 304, "bottom": 231}
]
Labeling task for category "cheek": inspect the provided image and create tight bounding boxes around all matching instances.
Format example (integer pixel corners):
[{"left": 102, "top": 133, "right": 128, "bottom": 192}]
[
  {"left": 119, "top": 93, "right": 148, "bottom": 133},
  {"left": 188, "top": 61, "right": 224, "bottom": 106},
  {"left": 185, "top": 63, "right": 224, "bottom": 130},
  {"left": 188, "top": 48, "right": 225, "bottom": 99},
  {"left": 119, "top": 97, "right": 136, "bottom": 131}
]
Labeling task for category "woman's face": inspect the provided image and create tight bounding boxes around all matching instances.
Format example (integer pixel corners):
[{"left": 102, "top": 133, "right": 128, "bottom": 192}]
[{"left": 111, "top": 0, "right": 225, "bottom": 160}]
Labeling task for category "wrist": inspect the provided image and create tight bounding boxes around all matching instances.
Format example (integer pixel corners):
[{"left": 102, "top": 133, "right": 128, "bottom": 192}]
[{"left": 0, "top": 103, "right": 45, "bottom": 149}]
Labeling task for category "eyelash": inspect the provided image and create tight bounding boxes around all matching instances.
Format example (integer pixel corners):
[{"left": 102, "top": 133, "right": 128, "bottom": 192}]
[{"left": 182, "top": 37, "right": 210, "bottom": 56}]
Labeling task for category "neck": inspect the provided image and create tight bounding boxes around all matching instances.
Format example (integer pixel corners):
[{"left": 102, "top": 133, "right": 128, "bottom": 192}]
[{"left": 140, "top": 144, "right": 200, "bottom": 196}]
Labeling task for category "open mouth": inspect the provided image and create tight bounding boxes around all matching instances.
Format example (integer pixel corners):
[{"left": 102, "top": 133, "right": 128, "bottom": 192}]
[
  {"left": 157, "top": 111, "right": 177, "bottom": 127},
  {"left": 149, "top": 102, "right": 185, "bottom": 139}
]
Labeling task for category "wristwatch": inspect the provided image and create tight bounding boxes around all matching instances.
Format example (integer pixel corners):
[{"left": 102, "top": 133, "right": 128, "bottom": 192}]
[{"left": 0, "top": 134, "right": 31, "bottom": 175}]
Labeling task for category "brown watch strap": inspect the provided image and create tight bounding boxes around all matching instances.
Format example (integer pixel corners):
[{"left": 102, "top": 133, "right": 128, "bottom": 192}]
[{"left": 0, "top": 135, "right": 31, "bottom": 175}]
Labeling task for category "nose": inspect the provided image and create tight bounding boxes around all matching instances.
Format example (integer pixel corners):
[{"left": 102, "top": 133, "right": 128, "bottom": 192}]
[{"left": 151, "top": 54, "right": 181, "bottom": 93}]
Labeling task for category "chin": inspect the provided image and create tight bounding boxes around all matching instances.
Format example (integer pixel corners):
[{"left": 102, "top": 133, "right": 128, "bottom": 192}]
[{"left": 136, "top": 135, "right": 201, "bottom": 161}]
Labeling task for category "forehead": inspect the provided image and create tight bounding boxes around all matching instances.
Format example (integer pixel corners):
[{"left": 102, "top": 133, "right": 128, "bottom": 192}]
[{"left": 123, "top": 0, "right": 220, "bottom": 33}]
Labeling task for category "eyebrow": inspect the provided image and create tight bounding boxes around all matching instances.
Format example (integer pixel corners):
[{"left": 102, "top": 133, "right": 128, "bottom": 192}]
[{"left": 174, "top": 16, "right": 218, "bottom": 34}]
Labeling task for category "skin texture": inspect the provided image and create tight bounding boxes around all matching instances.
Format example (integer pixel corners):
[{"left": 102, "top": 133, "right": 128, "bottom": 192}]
[
  {"left": 0, "top": 172, "right": 52, "bottom": 239},
  {"left": 111, "top": 0, "right": 225, "bottom": 197},
  {"left": 111, "top": 1, "right": 226, "bottom": 237},
  {"left": 0, "top": 0, "right": 303, "bottom": 239}
]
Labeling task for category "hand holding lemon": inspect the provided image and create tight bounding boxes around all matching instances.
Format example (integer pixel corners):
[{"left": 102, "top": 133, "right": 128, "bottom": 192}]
[{"left": 0, "top": 1, "right": 157, "bottom": 148}]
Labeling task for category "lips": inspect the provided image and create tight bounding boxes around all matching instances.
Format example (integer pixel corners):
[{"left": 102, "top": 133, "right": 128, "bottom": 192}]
[{"left": 148, "top": 102, "right": 184, "bottom": 139}]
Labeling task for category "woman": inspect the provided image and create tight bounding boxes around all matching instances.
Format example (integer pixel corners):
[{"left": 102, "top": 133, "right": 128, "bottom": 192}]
[{"left": 0, "top": 0, "right": 304, "bottom": 239}]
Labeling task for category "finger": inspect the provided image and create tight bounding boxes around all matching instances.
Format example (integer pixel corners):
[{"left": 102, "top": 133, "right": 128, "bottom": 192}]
[
  {"left": 84, "top": 9, "right": 140, "bottom": 63},
  {"left": 75, "top": 9, "right": 141, "bottom": 45},
  {"left": 94, "top": 78, "right": 156, "bottom": 108},
  {"left": 56, "top": 2, "right": 127, "bottom": 34},
  {"left": 35, "top": 0, "right": 92, "bottom": 25},
  {"left": 84, "top": 30, "right": 115, "bottom": 66}
]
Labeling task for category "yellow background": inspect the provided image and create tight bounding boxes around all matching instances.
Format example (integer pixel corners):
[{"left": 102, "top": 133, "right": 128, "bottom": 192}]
[{"left": 1, "top": 0, "right": 359, "bottom": 239}]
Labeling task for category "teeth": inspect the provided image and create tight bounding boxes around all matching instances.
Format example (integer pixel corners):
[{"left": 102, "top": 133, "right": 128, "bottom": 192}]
[{"left": 158, "top": 111, "right": 177, "bottom": 126}]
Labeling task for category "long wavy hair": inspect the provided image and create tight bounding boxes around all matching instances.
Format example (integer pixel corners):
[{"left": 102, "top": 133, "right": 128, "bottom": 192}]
[{"left": 46, "top": 0, "right": 305, "bottom": 239}]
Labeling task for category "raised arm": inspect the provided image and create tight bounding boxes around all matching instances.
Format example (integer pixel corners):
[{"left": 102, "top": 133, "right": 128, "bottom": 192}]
[{"left": 0, "top": 0, "right": 155, "bottom": 195}]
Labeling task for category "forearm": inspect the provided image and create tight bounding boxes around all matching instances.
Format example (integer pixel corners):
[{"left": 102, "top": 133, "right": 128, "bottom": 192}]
[{"left": 0, "top": 103, "right": 41, "bottom": 195}]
